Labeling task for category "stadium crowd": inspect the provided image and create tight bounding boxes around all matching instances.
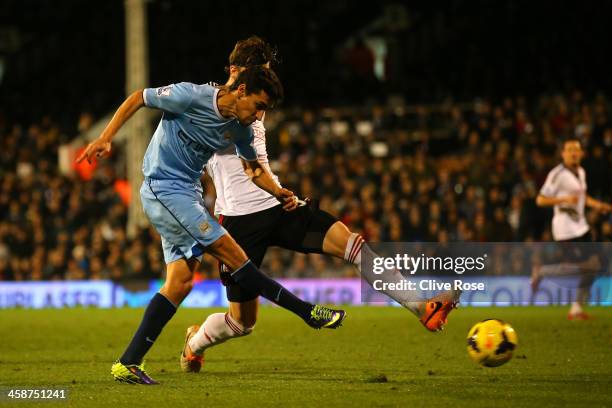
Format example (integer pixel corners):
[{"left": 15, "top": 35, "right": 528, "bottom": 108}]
[{"left": 0, "top": 91, "right": 610, "bottom": 281}]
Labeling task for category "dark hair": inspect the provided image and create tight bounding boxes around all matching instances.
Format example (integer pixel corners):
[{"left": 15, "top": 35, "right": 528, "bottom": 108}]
[
  {"left": 227, "top": 36, "right": 280, "bottom": 71},
  {"left": 561, "top": 137, "right": 582, "bottom": 149},
  {"left": 229, "top": 65, "right": 284, "bottom": 107}
]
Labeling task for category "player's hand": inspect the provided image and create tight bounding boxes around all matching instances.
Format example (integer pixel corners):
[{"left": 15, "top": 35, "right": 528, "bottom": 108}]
[
  {"left": 76, "top": 137, "right": 112, "bottom": 164},
  {"left": 561, "top": 195, "right": 579, "bottom": 206},
  {"left": 283, "top": 196, "right": 300, "bottom": 211},
  {"left": 276, "top": 188, "right": 298, "bottom": 211}
]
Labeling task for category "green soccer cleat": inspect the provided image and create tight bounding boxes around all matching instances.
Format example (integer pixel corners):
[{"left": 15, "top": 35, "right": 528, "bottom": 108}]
[
  {"left": 306, "top": 305, "right": 347, "bottom": 329},
  {"left": 111, "top": 360, "right": 159, "bottom": 385}
]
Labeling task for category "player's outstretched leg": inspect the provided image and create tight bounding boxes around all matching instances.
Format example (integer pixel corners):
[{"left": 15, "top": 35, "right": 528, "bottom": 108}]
[
  {"left": 230, "top": 260, "right": 347, "bottom": 328},
  {"left": 208, "top": 235, "right": 347, "bottom": 328},
  {"left": 325, "top": 223, "right": 461, "bottom": 331}
]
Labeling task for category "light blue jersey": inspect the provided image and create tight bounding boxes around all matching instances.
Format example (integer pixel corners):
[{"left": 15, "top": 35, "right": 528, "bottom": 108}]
[
  {"left": 139, "top": 82, "right": 259, "bottom": 263},
  {"left": 142, "top": 82, "right": 257, "bottom": 182}
]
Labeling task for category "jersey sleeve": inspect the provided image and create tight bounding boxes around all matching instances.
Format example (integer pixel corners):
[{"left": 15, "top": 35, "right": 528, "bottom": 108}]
[
  {"left": 234, "top": 126, "right": 258, "bottom": 161},
  {"left": 252, "top": 121, "right": 283, "bottom": 188},
  {"left": 539, "top": 170, "right": 558, "bottom": 197},
  {"left": 252, "top": 121, "right": 269, "bottom": 163},
  {"left": 142, "top": 82, "right": 194, "bottom": 114}
]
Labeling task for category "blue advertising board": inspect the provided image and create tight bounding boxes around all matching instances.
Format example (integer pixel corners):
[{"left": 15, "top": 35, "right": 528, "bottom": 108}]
[{"left": 0, "top": 277, "right": 609, "bottom": 308}]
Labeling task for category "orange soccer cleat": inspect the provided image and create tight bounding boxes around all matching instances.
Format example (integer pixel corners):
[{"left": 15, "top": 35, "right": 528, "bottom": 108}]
[
  {"left": 419, "top": 290, "right": 461, "bottom": 332},
  {"left": 180, "top": 325, "right": 204, "bottom": 373},
  {"left": 567, "top": 311, "right": 592, "bottom": 321}
]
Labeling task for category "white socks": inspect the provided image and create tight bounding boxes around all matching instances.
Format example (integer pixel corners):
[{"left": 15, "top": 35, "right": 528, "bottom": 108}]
[
  {"left": 345, "top": 234, "right": 365, "bottom": 265},
  {"left": 345, "top": 233, "right": 422, "bottom": 315},
  {"left": 188, "top": 312, "right": 253, "bottom": 355},
  {"left": 569, "top": 301, "right": 583, "bottom": 315}
]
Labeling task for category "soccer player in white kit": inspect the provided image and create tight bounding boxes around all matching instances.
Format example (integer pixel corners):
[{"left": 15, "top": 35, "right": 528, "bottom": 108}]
[
  {"left": 533, "top": 138, "right": 611, "bottom": 319},
  {"left": 180, "top": 37, "right": 460, "bottom": 373}
]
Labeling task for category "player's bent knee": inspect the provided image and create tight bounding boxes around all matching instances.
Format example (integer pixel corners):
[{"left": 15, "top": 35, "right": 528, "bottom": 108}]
[
  {"left": 181, "top": 280, "right": 194, "bottom": 295},
  {"left": 162, "top": 279, "right": 193, "bottom": 301},
  {"left": 173, "top": 279, "right": 193, "bottom": 294}
]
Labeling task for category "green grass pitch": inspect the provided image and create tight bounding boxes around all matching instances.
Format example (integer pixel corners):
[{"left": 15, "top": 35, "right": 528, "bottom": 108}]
[{"left": 0, "top": 306, "right": 610, "bottom": 407}]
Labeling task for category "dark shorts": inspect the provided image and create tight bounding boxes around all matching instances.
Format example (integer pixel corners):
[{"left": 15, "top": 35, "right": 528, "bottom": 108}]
[
  {"left": 560, "top": 231, "right": 595, "bottom": 263},
  {"left": 220, "top": 202, "right": 337, "bottom": 302}
]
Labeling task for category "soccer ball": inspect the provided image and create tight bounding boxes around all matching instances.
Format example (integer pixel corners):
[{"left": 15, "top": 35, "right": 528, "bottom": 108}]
[{"left": 467, "top": 319, "right": 518, "bottom": 367}]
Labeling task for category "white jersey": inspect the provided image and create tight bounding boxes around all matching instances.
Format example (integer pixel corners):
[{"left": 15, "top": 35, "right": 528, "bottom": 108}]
[
  {"left": 206, "top": 119, "right": 281, "bottom": 216},
  {"left": 539, "top": 164, "right": 589, "bottom": 241}
]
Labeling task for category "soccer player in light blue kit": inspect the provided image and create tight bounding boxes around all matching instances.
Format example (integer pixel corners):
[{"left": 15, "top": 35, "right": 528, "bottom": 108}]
[{"left": 77, "top": 66, "right": 346, "bottom": 385}]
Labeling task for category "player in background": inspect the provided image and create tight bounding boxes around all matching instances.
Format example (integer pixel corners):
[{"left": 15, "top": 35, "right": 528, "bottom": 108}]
[
  {"left": 180, "top": 37, "right": 460, "bottom": 373},
  {"left": 77, "top": 66, "right": 346, "bottom": 385},
  {"left": 532, "top": 138, "right": 611, "bottom": 319}
]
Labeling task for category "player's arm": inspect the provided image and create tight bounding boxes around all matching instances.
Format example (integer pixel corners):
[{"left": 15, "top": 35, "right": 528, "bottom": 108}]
[
  {"left": 535, "top": 194, "right": 578, "bottom": 207},
  {"left": 77, "top": 83, "right": 193, "bottom": 164},
  {"left": 250, "top": 121, "right": 302, "bottom": 211},
  {"left": 585, "top": 195, "right": 612, "bottom": 212},
  {"left": 235, "top": 124, "right": 298, "bottom": 211},
  {"left": 251, "top": 121, "right": 282, "bottom": 184},
  {"left": 76, "top": 90, "right": 145, "bottom": 163},
  {"left": 241, "top": 158, "right": 298, "bottom": 211}
]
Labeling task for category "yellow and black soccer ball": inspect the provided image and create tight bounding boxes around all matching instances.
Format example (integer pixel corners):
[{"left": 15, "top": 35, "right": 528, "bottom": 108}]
[{"left": 467, "top": 319, "right": 518, "bottom": 367}]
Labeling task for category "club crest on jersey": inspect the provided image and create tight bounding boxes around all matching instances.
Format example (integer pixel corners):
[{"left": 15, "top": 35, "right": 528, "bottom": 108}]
[
  {"left": 223, "top": 131, "right": 233, "bottom": 140},
  {"left": 157, "top": 86, "right": 172, "bottom": 97},
  {"left": 199, "top": 222, "right": 210, "bottom": 233}
]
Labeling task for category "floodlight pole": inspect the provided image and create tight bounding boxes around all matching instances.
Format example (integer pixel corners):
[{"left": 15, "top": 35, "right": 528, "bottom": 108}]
[{"left": 125, "top": 0, "right": 150, "bottom": 238}]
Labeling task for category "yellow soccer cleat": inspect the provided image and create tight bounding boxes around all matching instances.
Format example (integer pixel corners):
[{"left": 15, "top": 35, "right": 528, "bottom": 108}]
[{"left": 111, "top": 360, "right": 159, "bottom": 385}]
